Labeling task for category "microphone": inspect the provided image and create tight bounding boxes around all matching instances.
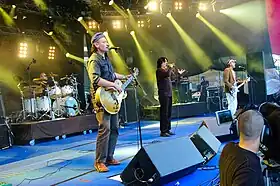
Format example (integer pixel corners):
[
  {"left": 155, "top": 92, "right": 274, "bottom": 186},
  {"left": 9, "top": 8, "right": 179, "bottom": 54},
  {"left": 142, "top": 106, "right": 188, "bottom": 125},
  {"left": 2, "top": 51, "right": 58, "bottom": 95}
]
[
  {"left": 109, "top": 47, "right": 121, "bottom": 50},
  {"left": 238, "top": 66, "right": 246, "bottom": 69}
]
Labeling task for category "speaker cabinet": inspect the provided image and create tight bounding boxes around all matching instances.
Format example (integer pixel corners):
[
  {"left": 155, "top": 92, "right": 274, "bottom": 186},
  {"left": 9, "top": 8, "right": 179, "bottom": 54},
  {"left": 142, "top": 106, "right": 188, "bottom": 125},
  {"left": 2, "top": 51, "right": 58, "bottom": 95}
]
[
  {"left": 120, "top": 137, "right": 204, "bottom": 185},
  {"left": 120, "top": 88, "right": 138, "bottom": 123},
  {"left": 190, "top": 125, "right": 221, "bottom": 162},
  {"left": 246, "top": 51, "right": 269, "bottom": 105}
]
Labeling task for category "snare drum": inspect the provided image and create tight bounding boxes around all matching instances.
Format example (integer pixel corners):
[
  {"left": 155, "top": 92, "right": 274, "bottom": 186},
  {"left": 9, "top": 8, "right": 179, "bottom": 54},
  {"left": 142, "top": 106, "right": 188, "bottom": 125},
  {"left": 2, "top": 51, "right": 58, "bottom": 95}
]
[
  {"left": 36, "top": 96, "right": 51, "bottom": 112},
  {"left": 61, "top": 85, "right": 74, "bottom": 97},
  {"left": 49, "top": 86, "right": 62, "bottom": 99}
]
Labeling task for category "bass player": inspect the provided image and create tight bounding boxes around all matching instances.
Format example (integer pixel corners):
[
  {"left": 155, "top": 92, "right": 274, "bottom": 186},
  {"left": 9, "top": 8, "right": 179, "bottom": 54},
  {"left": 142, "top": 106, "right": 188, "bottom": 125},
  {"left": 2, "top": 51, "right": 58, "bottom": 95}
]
[{"left": 87, "top": 32, "right": 130, "bottom": 173}]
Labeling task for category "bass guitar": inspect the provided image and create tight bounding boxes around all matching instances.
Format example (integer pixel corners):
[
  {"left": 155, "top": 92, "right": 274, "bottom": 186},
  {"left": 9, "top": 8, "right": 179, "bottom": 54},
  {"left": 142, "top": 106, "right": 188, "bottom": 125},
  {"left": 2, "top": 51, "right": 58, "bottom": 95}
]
[{"left": 95, "top": 68, "right": 139, "bottom": 114}]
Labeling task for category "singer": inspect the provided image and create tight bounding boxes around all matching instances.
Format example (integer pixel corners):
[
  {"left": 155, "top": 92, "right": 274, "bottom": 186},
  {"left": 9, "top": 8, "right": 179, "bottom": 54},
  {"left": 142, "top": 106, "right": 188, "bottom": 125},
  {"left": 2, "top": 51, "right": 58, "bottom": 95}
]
[
  {"left": 87, "top": 32, "right": 129, "bottom": 173},
  {"left": 156, "top": 57, "right": 185, "bottom": 137}
]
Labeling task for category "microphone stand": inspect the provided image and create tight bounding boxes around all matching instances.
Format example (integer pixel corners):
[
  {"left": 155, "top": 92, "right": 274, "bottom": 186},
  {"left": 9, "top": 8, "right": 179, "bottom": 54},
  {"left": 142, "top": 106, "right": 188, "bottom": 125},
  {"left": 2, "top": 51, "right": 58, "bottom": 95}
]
[{"left": 129, "top": 68, "right": 147, "bottom": 149}]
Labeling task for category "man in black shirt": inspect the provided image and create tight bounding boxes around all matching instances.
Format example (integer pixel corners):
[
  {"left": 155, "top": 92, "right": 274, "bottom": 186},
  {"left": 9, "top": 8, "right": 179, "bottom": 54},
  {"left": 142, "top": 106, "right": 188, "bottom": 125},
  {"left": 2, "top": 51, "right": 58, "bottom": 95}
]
[
  {"left": 219, "top": 110, "right": 265, "bottom": 186},
  {"left": 87, "top": 32, "right": 128, "bottom": 173},
  {"left": 156, "top": 57, "right": 184, "bottom": 137}
]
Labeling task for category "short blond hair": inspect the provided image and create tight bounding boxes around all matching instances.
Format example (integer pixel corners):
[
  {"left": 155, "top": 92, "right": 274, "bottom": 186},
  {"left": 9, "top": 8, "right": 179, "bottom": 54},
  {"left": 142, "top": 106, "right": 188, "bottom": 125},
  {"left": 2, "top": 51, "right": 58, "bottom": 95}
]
[{"left": 238, "top": 110, "right": 264, "bottom": 140}]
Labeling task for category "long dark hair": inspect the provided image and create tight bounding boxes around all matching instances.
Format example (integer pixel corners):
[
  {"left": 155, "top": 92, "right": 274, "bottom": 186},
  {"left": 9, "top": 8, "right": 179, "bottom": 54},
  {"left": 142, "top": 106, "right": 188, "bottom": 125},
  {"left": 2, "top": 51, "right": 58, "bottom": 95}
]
[{"left": 157, "top": 57, "right": 168, "bottom": 68}]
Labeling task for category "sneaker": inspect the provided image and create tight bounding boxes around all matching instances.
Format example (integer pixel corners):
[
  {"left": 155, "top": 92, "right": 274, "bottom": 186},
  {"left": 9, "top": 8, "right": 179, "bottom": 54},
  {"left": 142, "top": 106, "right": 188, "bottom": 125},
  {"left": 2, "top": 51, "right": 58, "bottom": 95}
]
[
  {"left": 94, "top": 162, "right": 109, "bottom": 172},
  {"left": 106, "top": 159, "right": 120, "bottom": 165}
]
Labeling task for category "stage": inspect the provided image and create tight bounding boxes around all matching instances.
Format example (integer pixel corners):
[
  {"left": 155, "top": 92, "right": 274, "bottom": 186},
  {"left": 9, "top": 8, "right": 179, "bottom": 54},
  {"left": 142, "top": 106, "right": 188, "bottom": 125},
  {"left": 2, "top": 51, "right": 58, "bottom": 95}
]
[
  {"left": 143, "top": 102, "right": 208, "bottom": 120},
  {"left": 0, "top": 115, "right": 235, "bottom": 186},
  {"left": 11, "top": 114, "right": 99, "bottom": 145}
]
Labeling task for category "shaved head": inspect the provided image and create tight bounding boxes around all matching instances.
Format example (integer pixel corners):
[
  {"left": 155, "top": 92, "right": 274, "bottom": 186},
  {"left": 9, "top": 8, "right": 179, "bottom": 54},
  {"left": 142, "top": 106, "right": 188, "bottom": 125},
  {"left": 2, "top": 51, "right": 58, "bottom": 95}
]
[{"left": 238, "top": 110, "right": 264, "bottom": 141}]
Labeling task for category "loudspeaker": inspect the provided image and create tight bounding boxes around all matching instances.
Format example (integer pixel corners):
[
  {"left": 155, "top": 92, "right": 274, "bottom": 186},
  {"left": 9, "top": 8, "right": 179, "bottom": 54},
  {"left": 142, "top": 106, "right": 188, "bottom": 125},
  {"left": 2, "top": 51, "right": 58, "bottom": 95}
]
[
  {"left": 246, "top": 51, "right": 269, "bottom": 105},
  {"left": 120, "top": 137, "right": 204, "bottom": 185},
  {"left": 120, "top": 88, "right": 138, "bottom": 123},
  {"left": 190, "top": 125, "right": 221, "bottom": 162}
]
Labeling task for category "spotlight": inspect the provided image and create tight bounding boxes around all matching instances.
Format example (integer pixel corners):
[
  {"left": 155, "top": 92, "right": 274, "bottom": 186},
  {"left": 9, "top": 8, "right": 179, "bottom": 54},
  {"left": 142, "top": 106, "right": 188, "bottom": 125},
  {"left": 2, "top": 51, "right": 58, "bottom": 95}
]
[
  {"left": 66, "top": 53, "right": 70, "bottom": 57},
  {"left": 130, "top": 31, "right": 135, "bottom": 35},
  {"left": 166, "top": 12, "right": 172, "bottom": 18},
  {"left": 174, "top": 1, "right": 183, "bottom": 10},
  {"left": 112, "top": 20, "right": 122, "bottom": 29},
  {"left": 109, "top": 0, "right": 114, "bottom": 6},
  {"left": 48, "top": 46, "right": 55, "bottom": 60},
  {"left": 77, "top": 17, "right": 83, "bottom": 22},
  {"left": 146, "top": 1, "right": 158, "bottom": 12},
  {"left": 48, "top": 31, "right": 53, "bottom": 36},
  {"left": 12, "top": 5, "right": 16, "bottom": 9},
  {"left": 103, "top": 31, "right": 108, "bottom": 36},
  {"left": 196, "top": 12, "right": 201, "bottom": 18},
  {"left": 88, "top": 21, "right": 97, "bottom": 29},
  {"left": 198, "top": 3, "right": 208, "bottom": 11},
  {"left": 137, "top": 20, "right": 145, "bottom": 28},
  {"left": 19, "top": 42, "right": 28, "bottom": 58}
]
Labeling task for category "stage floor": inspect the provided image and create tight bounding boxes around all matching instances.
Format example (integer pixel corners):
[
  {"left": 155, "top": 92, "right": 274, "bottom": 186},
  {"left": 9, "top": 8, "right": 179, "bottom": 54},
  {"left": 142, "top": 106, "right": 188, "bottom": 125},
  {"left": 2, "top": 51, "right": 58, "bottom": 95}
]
[{"left": 0, "top": 115, "right": 228, "bottom": 186}]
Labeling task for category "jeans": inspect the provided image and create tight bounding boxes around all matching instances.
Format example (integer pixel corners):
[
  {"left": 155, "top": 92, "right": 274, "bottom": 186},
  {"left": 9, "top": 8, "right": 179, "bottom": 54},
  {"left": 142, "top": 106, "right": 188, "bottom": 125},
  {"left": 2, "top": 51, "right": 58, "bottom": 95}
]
[
  {"left": 226, "top": 92, "right": 238, "bottom": 118},
  {"left": 95, "top": 110, "right": 119, "bottom": 163}
]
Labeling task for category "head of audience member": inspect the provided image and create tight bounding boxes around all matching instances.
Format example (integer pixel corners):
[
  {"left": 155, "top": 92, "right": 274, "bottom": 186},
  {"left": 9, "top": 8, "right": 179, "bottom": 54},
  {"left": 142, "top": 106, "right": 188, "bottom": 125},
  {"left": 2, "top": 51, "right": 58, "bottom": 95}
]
[
  {"left": 157, "top": 57, "right": 168, "bottom": 69},
  {"left": 238, "top": 110, "right": 264, "bottom": 153}
]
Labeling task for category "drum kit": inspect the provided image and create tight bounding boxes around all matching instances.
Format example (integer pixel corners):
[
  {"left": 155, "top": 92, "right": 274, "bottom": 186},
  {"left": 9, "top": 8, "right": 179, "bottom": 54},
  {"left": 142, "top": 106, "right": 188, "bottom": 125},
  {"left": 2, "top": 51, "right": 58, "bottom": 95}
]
[{"left": 17, "top": 73, "right": 81, "bottom": 121}]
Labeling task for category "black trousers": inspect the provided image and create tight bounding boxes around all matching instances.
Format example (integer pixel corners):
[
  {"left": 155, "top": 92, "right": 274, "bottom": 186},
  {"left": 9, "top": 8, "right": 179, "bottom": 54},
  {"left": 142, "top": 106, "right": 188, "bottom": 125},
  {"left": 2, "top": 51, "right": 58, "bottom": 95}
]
[{"left": 159, "top": 95, "right": 172, "bottom": 133}]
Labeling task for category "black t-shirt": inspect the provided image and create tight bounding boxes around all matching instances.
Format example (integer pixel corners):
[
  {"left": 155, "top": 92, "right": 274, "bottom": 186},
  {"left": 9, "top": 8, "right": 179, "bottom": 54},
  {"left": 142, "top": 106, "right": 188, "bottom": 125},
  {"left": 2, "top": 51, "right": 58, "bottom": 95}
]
[{"left": 219, "top": 142, "right": 264, "bottom": 186}]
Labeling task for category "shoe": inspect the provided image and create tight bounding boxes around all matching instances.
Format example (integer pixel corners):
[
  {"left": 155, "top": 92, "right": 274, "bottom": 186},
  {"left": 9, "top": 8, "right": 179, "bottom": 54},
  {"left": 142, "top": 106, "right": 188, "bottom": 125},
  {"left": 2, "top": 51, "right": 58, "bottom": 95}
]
[
  {"left": 160, "top": 132, "right": 170, "bottom": 137},
  {"left": 94, "top": 162, "right": 109, "bottom": 172},
  {"left": 106, "top": 159, "right": 120, "bottom": 165},
  {"left": 167, "top": 131, "right": 175, "bottom": 135}
]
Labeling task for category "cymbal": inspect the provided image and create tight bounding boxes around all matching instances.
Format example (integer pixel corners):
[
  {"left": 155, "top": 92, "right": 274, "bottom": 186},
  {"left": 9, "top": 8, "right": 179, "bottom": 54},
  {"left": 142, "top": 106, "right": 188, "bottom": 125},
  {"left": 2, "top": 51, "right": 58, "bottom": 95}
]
[
  {"left": 49, "top": 73, "right": 58, "bottom": 77},
  {"left": 33, "top": 78, "right": 46, "bottom": 82}
]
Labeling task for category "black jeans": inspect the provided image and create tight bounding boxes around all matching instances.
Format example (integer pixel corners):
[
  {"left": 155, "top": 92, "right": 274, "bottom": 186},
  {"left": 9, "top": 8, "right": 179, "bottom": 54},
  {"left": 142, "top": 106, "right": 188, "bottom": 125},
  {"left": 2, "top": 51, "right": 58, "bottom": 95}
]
[
  {"left": 159, "top": 95, "right": 172, "bottom": 133},
  {"left": 95, "top": 110, "right": 119, "bottom": 163}
]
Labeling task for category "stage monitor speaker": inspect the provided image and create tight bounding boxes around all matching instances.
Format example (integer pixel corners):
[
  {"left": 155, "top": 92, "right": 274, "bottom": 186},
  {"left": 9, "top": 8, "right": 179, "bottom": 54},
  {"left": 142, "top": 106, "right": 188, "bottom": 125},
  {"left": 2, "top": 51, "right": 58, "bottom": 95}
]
[
  {"left": 246, "top": 51, "right": 268, "bottom": 105},
  {"left": 120, "top": 137, "right": 204, "bottom": 185},
  {"left": 190, "top": 125, "right": 221, "bottom": 162}
]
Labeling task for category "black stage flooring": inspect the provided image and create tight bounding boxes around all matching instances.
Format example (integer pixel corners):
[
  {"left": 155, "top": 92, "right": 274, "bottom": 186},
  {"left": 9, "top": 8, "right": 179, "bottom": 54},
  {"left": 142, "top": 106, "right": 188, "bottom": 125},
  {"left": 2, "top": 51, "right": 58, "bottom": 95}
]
[
  {"left": 143, "top": 102, "right": 208, "bottom": 120},
  {"left": 11, "top": 114, "right": 98, "bottom": 145}
]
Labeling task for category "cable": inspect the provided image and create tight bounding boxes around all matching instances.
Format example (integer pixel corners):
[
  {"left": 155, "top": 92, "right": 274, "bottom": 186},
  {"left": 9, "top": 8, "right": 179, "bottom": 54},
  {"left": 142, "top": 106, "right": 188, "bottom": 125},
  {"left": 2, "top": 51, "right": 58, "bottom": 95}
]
[{"left": 16, "top": 159, "right": 72, "bottom": 186}]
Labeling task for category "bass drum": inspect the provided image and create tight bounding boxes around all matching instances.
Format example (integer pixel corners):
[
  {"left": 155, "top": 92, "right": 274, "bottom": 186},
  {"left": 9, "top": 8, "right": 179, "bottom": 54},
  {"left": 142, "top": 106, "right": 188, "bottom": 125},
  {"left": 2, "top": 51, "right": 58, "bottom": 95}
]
[{"left": 52, "top": 96, "right": 79, "bottom": 117}]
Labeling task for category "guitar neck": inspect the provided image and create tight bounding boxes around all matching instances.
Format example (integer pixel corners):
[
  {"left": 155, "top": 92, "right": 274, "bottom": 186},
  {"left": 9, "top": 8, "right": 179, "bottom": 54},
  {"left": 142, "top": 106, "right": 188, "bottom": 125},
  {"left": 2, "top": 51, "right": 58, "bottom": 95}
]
[{"left": 121, "top": 76, "right": 134, "bottom": 90}]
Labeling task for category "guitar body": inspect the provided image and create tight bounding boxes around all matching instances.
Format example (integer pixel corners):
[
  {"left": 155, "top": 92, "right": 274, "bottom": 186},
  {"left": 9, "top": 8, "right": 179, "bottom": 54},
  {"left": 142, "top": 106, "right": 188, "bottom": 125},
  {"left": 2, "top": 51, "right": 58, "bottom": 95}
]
[{"left": 95, "top": 80, "right": 126, "bottom": 114}]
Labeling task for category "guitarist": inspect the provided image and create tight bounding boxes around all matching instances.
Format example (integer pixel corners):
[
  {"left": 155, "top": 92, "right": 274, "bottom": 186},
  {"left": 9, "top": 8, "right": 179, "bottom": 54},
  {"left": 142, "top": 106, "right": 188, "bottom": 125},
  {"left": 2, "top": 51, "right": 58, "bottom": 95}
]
[
  {"left": 223, "top": 59, "right": 238, "bottom": 118},
  {"left": 87, "top": 32, "right": 129, "bottom": 173}
]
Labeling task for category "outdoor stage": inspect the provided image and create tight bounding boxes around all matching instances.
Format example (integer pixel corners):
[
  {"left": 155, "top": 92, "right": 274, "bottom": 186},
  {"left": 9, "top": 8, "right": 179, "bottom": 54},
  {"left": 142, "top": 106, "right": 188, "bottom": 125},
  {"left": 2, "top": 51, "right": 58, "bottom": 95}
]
[
  {"left": 0, "top": 115, "right": 235, "bottom": 186},
  {"left": 11, "top": 114, "right": 99, "bottom": 145}
]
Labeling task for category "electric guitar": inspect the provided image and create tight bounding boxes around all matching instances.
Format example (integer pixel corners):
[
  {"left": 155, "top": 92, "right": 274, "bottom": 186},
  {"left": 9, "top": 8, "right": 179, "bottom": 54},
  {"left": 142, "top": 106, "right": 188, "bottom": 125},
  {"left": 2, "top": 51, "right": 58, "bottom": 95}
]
[
  {"left": 95, "top": 68, "right": 139, "bottom": 114},
  {"left": 230, "top": 77, "right": 250, "bottom": 96}
]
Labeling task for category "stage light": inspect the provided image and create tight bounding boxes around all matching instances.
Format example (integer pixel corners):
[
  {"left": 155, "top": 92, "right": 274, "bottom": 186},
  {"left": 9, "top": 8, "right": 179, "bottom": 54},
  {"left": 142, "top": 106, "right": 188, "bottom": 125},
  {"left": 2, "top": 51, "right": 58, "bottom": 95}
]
[
  {"left": 88, "top": 21, "right": 97, "bottom": 29},
  {"left": 138, "top": 20, "right": 144, "bottom": 28},
  {"left": 77, "top": 17, "right": 83, "bottom": 22},
  {"left": 48, "top": 46, "right": 55, "bottom": 60},
  {"left": 103, "top": 31, "right": 108, "bottom": 36},
  {"left": 130, "top": 31, "right": 135, "bottom": 35},
  {"left": 196, "top": 12, "right": 201, "bottom": 18},
  {"left": 66, "top": 53, "right": 70, "bottom": 57},
  {"left": 109, "top": 0, "right": 114, "bottom": 6},
  {"left": 198, "top": 3, "right": 208, "bottom": 11},
  {"left": 12, "top": 5, "right": 16, "bottom": 9},
  {"left": 146, "top": 1, "right": 158, "bottom": 12},
  {"left": 174, "top": 1, "right": 183, "bottom": 10},
  {"left": 19, "top": 42, "right": 28, "bottom": 58},
  {"left": 112, "top": 20, "right": 122, "bottom": 29},
  {"left": 166, "top": 12, "right": 172, "bottom": 18}
]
